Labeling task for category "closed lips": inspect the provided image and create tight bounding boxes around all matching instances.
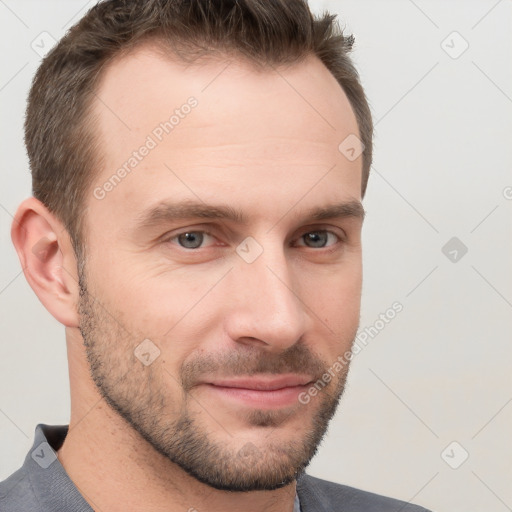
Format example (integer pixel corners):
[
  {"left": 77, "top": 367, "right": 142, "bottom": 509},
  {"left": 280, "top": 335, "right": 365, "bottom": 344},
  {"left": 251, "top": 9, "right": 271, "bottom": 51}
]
[{"left": 205, "top": 375, "right": 314, "bottom": 390}]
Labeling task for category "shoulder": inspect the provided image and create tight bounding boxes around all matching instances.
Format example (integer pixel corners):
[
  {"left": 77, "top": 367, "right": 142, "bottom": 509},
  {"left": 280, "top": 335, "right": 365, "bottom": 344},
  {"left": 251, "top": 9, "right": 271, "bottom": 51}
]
[
  {"left": 297, "top": 474, "right": 432, "bottom": 512},
  {"left": 0, "top": 423, "right": 69, "bottom": 511},
  {"left": 0, "top": 466, "right": 40, "bottom": 511}
]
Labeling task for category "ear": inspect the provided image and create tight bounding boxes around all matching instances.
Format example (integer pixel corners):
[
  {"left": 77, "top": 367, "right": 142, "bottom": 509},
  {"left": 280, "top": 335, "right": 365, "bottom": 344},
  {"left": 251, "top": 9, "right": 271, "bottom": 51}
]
[{"left": 11, "top": 197, "right": 80, "bottom": 327}]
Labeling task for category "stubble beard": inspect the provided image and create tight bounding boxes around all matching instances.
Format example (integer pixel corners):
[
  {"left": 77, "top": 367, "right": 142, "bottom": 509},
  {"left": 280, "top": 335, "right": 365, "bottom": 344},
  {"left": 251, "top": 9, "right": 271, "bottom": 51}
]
[{"left": 77, "top": 262, "right": 353, "bottom": 492}]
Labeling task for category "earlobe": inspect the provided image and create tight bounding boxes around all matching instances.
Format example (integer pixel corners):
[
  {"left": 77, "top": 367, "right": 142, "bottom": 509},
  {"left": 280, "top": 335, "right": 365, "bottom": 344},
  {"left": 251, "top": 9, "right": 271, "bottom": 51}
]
[{"left": 10, "top": 197, "right": 80, "bottom": 328}]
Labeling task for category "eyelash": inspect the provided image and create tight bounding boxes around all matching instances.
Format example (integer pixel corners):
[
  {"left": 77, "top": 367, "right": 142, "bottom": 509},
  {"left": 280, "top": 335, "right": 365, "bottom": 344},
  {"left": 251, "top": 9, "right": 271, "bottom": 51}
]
[{"left": 162, "top": 227, "right": 345, "bottom": 250}]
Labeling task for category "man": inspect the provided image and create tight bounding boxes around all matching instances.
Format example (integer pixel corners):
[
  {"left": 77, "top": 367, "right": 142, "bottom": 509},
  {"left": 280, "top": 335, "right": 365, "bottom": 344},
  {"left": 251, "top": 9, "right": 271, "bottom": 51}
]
[{"left": 1, "top": 0, "right": 431, "bottom": 511}]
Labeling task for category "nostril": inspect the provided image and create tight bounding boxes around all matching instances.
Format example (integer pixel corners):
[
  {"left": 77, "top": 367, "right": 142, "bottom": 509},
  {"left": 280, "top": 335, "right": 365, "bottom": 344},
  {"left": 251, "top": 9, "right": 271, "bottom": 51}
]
[{"left": 236, "top": 336, "right": 269, "bottom": 348}]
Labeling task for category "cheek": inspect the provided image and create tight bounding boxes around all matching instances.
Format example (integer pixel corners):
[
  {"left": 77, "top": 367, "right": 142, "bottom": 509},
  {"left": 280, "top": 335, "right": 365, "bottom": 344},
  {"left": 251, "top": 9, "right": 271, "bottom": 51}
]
[
  {"left": 92, "top": 262, "right": 226, "bottom": 372},
  {"left": 91, "top": 250, "right": 205, "bottom": 328},
  {"left": 300, "top": 263, "right": 362, "bottom": 337}
]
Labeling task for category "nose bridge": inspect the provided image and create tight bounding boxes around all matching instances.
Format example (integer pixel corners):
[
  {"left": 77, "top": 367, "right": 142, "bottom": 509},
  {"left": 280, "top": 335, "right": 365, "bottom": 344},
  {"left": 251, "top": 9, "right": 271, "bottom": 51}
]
[{"left": 228, "top": 240, "right": 308, "bottom": 349}]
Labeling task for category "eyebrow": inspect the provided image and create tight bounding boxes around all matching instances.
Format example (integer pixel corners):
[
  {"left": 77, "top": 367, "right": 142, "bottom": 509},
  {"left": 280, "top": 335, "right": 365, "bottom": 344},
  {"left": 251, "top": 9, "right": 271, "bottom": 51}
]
[{"left": 133, "top": 199, "right": 365, "bottom": 232}]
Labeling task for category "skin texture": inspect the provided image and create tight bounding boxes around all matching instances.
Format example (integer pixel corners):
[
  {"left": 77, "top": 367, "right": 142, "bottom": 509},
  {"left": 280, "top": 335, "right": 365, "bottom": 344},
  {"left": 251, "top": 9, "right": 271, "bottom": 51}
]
[{"left": 11, "top": 45, "right": 364, "bottom": 512}]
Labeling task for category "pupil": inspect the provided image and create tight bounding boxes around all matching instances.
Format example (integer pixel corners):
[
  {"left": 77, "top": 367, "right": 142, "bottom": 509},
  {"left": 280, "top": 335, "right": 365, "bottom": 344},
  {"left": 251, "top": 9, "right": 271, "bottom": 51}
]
[
  {"left": 179, "top": 232, "right": 203, "bottom": 249},
  {"left": 305, "top": 232, "right": 327, "bottom": 248}
]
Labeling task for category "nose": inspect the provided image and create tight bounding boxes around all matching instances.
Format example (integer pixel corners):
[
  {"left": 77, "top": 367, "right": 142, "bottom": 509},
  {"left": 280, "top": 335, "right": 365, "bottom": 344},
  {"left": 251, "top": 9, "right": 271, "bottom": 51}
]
[{"left": 223, "top": 244, "right": 310, "bottom": 352}]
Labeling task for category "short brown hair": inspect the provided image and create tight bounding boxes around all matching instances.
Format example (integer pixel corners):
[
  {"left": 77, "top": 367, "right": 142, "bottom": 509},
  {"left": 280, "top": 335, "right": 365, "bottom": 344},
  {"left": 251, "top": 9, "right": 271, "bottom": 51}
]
[{"left": 25, "top": 0, "right": 373, "bottom": 258}]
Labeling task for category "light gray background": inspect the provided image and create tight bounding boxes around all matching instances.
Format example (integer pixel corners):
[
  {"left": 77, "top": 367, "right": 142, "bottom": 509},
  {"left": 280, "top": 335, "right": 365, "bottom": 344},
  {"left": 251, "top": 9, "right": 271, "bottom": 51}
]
[{"left": 1, "top": 1, "right": 511, "bottom": 511}]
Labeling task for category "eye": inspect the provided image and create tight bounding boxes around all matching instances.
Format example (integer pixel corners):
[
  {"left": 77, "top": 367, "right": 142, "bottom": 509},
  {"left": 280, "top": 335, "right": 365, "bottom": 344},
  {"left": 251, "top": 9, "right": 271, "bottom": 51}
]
[
  {"left": 168, "top": 231, "right": 215, "bottom": 249},
  {"left": 296, "top": 230, "right": 340, "bottom": 249}
]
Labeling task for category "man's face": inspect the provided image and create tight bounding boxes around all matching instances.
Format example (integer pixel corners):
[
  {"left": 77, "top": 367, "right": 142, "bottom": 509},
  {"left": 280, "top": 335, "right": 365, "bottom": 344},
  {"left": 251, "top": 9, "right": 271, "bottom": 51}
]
[{"left": 78, "top": 46, "right": 363, "bottom": 491}]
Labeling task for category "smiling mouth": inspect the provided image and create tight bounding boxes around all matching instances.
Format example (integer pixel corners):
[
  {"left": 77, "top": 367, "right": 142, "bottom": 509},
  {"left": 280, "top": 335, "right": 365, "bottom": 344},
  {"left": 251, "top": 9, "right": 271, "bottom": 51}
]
[{"left": 200, "top": 374, "right": 315, "bottom": 409}]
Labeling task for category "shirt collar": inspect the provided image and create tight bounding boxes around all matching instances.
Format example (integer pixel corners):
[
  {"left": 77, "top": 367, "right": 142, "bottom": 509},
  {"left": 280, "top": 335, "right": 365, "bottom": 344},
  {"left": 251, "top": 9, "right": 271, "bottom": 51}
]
[{"left": 25, "top": 423, "right": 93, "bottom": 511}]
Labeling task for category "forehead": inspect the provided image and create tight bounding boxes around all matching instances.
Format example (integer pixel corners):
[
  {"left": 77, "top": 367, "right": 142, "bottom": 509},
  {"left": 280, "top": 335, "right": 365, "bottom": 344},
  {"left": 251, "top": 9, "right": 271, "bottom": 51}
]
[
  {"left": 87, "top": 45, "right": 362, "bottom": 230},
  {"left": 92, "top": 44, "right": 359, "bottom": 139}
]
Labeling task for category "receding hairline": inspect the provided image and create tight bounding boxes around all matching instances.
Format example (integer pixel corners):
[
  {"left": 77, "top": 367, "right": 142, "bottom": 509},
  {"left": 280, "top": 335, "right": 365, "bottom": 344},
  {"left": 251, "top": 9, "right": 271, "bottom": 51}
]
[{"left": 95, "top": 33, "right": 315, "bottom": 84}]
